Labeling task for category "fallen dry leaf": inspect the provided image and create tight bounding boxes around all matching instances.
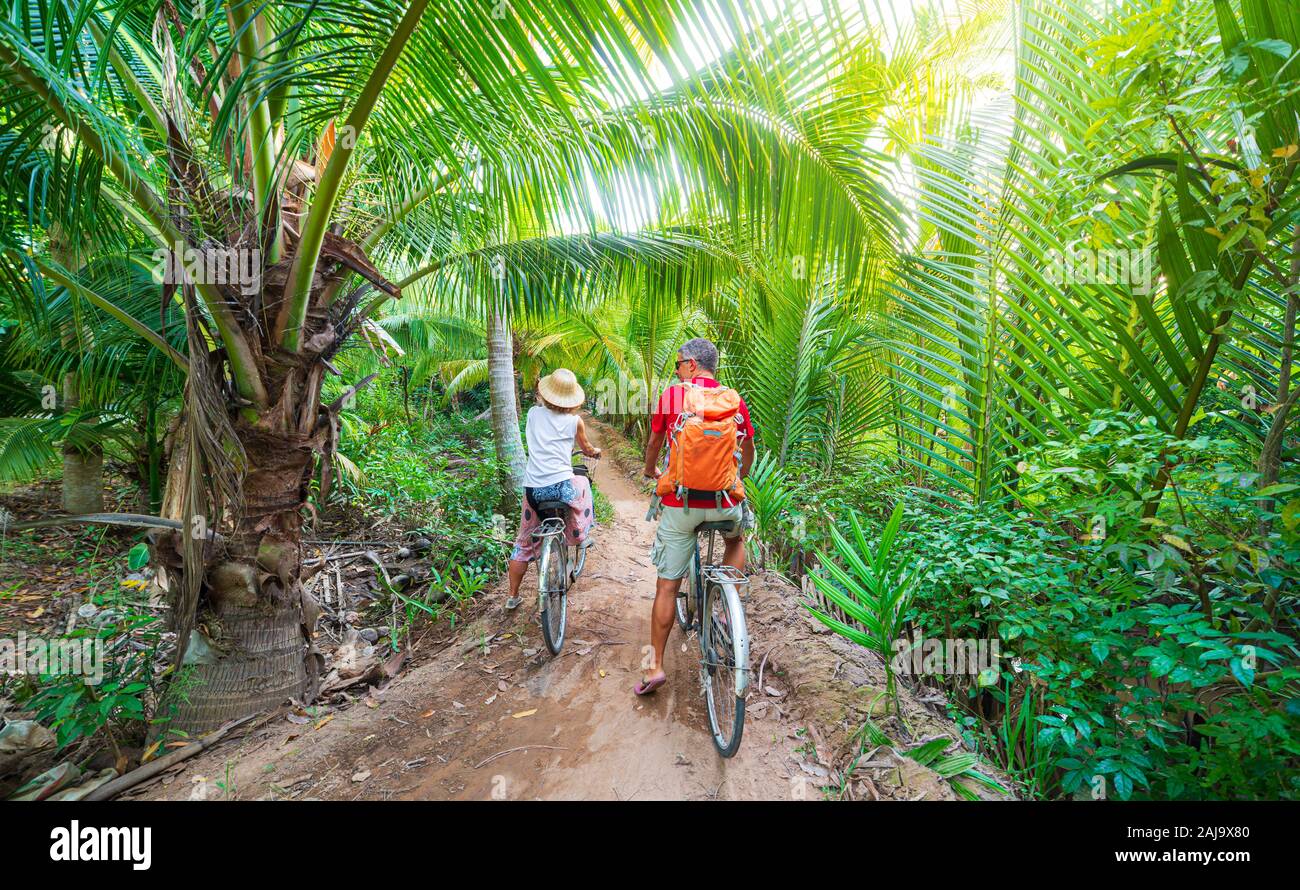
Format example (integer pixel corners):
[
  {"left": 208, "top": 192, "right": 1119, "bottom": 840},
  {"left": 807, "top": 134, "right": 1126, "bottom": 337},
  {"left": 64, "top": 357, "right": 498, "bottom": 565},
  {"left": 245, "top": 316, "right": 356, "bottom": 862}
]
[{"left": 512, "top": 708, "right": 538, "bottom": 719}]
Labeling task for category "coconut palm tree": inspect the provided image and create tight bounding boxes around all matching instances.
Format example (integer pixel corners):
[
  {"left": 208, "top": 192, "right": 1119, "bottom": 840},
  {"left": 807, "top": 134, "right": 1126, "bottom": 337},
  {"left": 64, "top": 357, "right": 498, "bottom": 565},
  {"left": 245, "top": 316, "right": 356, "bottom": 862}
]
[
  {"left": 0, "top": 250, "right": 185, "bottom": 511},
  {"left": 1, "top": 0, "right": 905, "bottom": 732}
]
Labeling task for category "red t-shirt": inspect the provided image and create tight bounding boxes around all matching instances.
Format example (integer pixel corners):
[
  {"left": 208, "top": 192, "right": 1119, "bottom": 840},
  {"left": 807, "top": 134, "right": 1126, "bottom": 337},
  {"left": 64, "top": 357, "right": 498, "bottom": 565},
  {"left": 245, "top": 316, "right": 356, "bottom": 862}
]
[{"left": 651, "top": 376, "right": 756, "bottom": 508}]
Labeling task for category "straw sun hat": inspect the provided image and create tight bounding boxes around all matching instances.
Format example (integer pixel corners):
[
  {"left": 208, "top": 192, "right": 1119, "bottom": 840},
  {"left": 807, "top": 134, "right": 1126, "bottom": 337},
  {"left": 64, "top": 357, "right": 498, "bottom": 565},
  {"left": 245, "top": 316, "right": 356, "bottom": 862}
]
[{"left": 537, "top": 368, "right": 585, "bottom": 409}]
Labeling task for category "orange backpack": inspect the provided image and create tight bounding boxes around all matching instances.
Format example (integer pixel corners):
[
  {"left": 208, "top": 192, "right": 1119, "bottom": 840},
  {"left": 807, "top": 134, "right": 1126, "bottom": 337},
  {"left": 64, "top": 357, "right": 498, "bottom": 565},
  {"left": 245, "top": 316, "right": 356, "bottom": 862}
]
[{"left": 656, "top": 383, "right": 746, "bottom": 507}]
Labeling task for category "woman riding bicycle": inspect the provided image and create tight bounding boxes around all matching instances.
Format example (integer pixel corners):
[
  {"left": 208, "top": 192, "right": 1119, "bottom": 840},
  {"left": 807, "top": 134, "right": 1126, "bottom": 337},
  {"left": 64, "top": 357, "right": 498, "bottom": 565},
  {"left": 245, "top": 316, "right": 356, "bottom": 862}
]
[{"left": 505, "top": 368, "right": 602, "bottom": 610}]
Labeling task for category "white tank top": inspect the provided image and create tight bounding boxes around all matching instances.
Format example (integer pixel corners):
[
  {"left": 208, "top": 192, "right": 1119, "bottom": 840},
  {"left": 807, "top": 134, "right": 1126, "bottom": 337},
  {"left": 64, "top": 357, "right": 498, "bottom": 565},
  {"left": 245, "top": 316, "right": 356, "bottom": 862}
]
[{"left": 523, "top": 406, "right": 579, "bottom": 488}]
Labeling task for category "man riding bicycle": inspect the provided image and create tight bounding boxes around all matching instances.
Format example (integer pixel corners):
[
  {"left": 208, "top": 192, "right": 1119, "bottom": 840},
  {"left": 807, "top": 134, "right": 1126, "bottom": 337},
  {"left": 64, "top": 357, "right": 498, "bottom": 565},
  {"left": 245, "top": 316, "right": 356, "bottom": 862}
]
[{"left": 637, "top": 338, "right": 754, "bottom": 696}]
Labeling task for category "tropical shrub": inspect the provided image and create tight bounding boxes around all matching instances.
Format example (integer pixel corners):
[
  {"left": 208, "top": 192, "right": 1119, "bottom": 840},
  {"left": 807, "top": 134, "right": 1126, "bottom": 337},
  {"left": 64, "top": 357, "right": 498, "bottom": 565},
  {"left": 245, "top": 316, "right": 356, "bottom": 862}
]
[
  {"left": 804, "top": 501, "right": 917, "bottom": 711},
  {"left": 892, "top": 415, "right": 1300, "bottom": 800}
]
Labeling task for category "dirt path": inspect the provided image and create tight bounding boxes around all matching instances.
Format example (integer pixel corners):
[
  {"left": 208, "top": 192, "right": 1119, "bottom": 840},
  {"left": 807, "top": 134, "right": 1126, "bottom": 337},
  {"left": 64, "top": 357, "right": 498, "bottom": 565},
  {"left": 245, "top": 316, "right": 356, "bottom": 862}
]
[
  {"left": 141, "top": 447, "right": 809, "bottom": 801},
  {"left": 392, "top": 457, "right": 803, "bottom": 801},
  {"left": 136, "top": 428, "right": 1013, "bottom": 802}
]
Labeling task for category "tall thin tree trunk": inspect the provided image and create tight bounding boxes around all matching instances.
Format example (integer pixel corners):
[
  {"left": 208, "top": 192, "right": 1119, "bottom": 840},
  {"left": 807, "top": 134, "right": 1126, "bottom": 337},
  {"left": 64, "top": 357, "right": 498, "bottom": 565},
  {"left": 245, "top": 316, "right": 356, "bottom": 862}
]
[
  {"left": 487, "top": 307, "right": 526, "bottom": 493},
  {"left": 62, "top": 370, "right": 103, "bottom": 513},
  {"left": 51, "top": 225, "right": 104, "bottom": 514},
  {"left": 61, "top": 451, "right": 104, "bottom": 513},
  {"left": 144, "top": 389, "right": 164, "bottom": 514}
]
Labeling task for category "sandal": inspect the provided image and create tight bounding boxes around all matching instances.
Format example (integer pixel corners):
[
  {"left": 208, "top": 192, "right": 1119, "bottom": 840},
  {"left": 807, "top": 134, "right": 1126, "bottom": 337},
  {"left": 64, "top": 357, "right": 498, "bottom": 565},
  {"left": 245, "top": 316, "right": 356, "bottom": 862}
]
[{"left": 634, "top": 674, "right": 667, "bottom": 696}]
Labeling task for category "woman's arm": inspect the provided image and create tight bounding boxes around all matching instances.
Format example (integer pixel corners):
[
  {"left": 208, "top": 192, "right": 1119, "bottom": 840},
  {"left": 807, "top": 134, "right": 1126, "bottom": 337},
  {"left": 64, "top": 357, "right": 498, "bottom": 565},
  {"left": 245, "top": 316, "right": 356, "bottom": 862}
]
[{"left": 575, "top": 416, "right": 602, "bottom": 458}]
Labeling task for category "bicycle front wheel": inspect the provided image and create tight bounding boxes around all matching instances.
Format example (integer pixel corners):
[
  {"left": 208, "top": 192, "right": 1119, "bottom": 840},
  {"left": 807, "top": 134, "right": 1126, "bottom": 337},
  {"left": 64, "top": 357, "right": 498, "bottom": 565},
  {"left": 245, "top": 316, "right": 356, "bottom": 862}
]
[
  {"left": 675, "top": 541, "right": 700, "bottom": 633},
  {"left": 538, "top": 537, "right": 567, "bottom": 655},
  {"left": 702, "top": 578, "right": 748, "bottom": 758}
]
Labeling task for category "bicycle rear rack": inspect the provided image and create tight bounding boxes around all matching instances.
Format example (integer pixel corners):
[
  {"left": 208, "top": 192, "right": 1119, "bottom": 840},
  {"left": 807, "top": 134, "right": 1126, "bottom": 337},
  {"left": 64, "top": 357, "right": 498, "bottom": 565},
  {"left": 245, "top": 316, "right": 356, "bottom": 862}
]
[
  {"left": 531, "top": 517, "right": 566, "bottom": 539},
  {"left": 702, "top": 564, "right": 748, "bottom": 586}
]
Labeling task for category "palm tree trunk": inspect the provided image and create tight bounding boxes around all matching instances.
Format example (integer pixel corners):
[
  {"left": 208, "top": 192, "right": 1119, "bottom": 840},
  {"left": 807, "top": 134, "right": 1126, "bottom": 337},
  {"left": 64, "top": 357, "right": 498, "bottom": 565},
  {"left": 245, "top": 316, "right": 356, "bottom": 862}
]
[
  {"left": 152, "top": 269, "right": 343, "bottom": 734},
  {"left": 61, "top": 447, "right": 104, "bottom": 513},
  {"left": 487, "top": 307, "right": 526, "bottom": 493},
  {"left": 155, "top": 400, "right": 325, "bottom": 734},
  {"left": 51, "top": 226, "right": 104, "bottom": 514},
  {"left": 60, "top": 373, "right": 104, "bottom": 514}
]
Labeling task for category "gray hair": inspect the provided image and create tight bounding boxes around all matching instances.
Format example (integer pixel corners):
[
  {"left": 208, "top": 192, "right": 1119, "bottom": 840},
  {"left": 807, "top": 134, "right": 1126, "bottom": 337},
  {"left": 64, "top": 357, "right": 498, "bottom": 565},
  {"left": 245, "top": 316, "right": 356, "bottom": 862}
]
[{"left": 678, "top": 338, "right": 718, "bottom": 373}]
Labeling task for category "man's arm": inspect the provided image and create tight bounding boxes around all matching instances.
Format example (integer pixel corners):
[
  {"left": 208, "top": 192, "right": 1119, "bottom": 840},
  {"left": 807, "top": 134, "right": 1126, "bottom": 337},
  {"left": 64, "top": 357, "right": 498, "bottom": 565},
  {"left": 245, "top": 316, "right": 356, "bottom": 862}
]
[
  {"left": 643, "top": 429, "right": 666, "bottom": 478},
  {"left": 740, "top": 437, "right": 754, "bottom": 479}
]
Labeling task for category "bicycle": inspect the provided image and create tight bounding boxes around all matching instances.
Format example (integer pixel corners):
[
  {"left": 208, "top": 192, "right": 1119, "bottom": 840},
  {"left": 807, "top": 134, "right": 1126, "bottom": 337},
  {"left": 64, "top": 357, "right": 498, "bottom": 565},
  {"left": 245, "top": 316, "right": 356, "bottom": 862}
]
[
  {"left": 671, "top": 512, "right": 751, "bottom": 758},
  {"left": 532, "top": 455, "right": 597, "bottom": 655}
]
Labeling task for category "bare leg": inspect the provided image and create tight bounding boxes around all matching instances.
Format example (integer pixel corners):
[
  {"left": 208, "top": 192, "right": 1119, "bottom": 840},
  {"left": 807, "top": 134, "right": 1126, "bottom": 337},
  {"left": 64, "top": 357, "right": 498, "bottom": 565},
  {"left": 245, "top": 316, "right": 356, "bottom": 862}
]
[
  {"left": 505, "top": 559, "right": 528, "bottom": 608},
  {"left": 722, "top": 535, "right": 745, "bottom": 572},
  {"left": 645, "top": 575, "right": 682, "bottom": 684}
]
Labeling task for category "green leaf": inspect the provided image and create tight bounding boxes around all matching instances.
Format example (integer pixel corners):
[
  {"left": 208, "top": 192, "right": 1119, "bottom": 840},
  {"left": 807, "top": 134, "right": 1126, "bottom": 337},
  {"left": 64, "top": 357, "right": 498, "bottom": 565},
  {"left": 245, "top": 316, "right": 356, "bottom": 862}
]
[
  {"left": 127, "top": 543, "right": 150, "bottom": 571},
  {"left": 1230, "top": 657, "right": 1255, "bottom": 687}
]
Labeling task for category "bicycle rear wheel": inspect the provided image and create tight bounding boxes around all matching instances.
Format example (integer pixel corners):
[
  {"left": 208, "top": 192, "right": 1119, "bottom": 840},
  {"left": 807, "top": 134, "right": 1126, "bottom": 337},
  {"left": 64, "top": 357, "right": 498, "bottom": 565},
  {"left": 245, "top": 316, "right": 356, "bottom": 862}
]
[
  {"left": 702, "top": 578, "right": 748, "bottom": 758},
  {"left": 570, "top": 539, "right": 589, "bottom": 583},
  {"left": 538, "top": 536, "right": 567, "bottom": 655}
]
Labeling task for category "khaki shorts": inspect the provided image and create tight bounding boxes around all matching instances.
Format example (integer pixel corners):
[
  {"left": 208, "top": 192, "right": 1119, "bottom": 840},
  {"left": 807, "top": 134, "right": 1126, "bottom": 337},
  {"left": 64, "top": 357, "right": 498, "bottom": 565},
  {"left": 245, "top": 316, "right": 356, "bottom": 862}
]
[{"left": 650, "top": 504, "right": 745, "bottom": 580}]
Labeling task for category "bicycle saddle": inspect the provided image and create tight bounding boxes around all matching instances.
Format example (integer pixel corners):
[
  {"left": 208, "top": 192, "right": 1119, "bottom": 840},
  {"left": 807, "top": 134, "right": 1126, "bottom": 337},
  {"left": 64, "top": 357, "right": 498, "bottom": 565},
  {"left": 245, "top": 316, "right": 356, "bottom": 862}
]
[{"left": 535, "top": 500, "right": 569, "bottom": 517}]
